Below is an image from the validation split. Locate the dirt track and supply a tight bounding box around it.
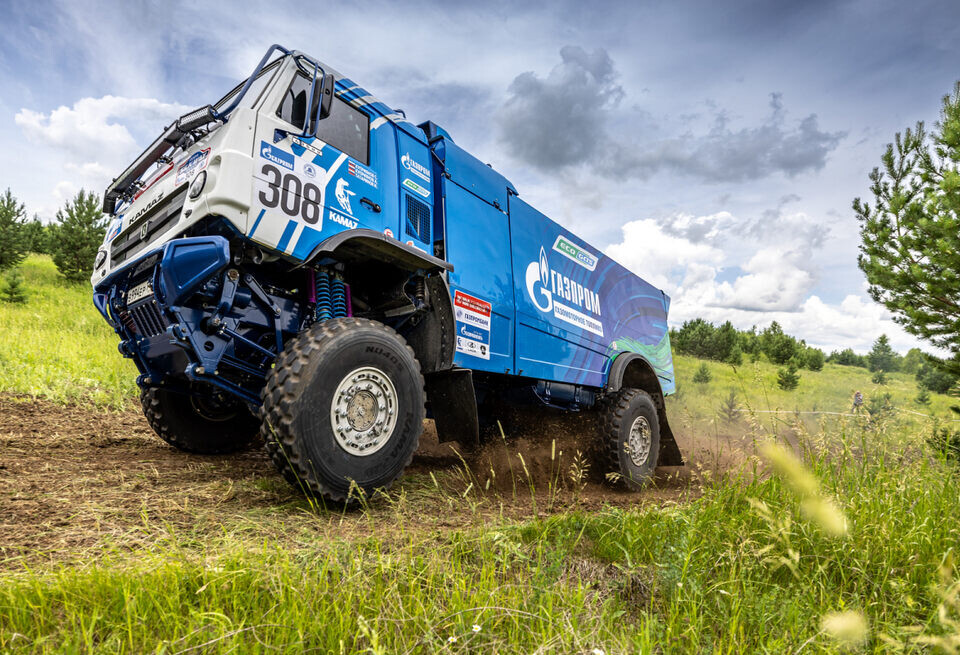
[0,395,743,569]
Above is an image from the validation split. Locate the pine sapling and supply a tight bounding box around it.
[0,268,27,304]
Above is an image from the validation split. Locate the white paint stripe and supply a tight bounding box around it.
[285,223,305,255]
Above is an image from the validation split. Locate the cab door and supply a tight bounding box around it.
[250,70,386,260]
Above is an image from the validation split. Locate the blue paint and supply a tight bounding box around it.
[248,209,266,238]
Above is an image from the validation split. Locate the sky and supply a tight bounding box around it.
[1,0,958,354]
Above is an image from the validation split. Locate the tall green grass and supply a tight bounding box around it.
[0,256,136,407]
[2,419,958,652]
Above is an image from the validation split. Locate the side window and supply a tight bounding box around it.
[277,76,370,164]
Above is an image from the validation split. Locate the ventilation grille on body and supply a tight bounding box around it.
[405,195,431,244]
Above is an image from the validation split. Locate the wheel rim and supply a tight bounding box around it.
[330,366,398,457]
[190,394,239,422]
[627,415,652,466]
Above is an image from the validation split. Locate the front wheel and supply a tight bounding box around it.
[140,387,260,454]
[260,317,425,503]
[599,388,660,489]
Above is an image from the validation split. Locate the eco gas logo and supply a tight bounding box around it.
[525,245,604,337]
[552,235,598,271]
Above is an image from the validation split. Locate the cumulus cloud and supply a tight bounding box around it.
[498,46,623,170]
[15,95,189,169]
[602,207,920,351]
[499,48,845,183]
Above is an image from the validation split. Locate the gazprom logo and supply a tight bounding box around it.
[526,246,553,313]
[259,141,294,171]
[539,246,549,287]
[401,153,430,182]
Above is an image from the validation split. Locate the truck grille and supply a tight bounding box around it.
[405,195,431,244]
[127,299,168,337]
[111,188,188,267]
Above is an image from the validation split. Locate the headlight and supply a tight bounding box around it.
[189,170,207,199]
[94,249,107,269]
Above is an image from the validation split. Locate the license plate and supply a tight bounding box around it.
[127,280,153,304]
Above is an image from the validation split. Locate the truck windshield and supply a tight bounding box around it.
[212,59,283,119]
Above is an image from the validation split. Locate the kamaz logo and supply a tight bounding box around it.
[130,190,165,223]
[401,153,430,182]
[139,224,148,240]
[259,141,294,170]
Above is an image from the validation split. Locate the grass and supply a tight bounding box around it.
[0,255,136,407]
[3,254,960,652]
[3,422,959,652]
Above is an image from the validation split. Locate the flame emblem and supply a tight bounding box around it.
[539,246,549,287]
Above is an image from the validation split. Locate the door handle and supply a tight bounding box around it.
[360,197,381,213]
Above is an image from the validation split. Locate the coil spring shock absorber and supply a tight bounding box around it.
[315,268,333,322]
[413,277,426,308]
[331,272,348,318]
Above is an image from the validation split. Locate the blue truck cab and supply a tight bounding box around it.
[92,45,681,502]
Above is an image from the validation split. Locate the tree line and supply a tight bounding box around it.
[671,318,957,393]
[0,188,106,300]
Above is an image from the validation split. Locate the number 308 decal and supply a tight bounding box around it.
[258,164,322,224]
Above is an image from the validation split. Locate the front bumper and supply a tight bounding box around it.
[93,235,298,405]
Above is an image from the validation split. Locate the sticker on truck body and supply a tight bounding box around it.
[453,290,491,360]
[176,148,211,185]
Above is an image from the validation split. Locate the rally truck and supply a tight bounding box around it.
[91,45,682,502]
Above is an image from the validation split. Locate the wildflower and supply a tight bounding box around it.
[821,610,869,646]
[592,649,606,655]
[472,624,481,633]
[448,636,458,644]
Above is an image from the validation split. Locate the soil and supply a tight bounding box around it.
[0,394,756,569]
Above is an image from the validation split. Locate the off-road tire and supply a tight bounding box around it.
[260,317,425,504]
[140,387,260,454]
[599,388,660,489]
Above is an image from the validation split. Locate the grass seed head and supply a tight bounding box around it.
[821,610,869,647]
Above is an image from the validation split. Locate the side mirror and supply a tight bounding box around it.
[308,73,335,133]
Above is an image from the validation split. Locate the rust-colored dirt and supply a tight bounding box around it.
[0,395,744,569]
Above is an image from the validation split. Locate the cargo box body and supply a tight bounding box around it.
[433,135,675,395]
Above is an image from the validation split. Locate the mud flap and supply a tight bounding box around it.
[657,415,684,466]
[425,368,479,448]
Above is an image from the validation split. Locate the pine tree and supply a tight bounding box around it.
[760,321,800,365]
[915,388,932,406]
[804,347,825,371]
[22,216,51,254]
[0,269,27,303]
[856,81,960,376]
[867,334,899,372]
[0,188,28,272]
[50,190,106,283]
[777,364,800,391]
[872,369,888,385]
[692,363,712,384]
[718,389,739,422]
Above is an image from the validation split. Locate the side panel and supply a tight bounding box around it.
[247,82,398,260]
[395,131,434,252]
[509,196,674,392]
[443,181,515,375]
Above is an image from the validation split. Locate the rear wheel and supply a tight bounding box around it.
[599,388,660,489]
[140,387,260,454]
[260,317,424,503]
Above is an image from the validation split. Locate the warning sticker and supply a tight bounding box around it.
[454,290,491,360]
